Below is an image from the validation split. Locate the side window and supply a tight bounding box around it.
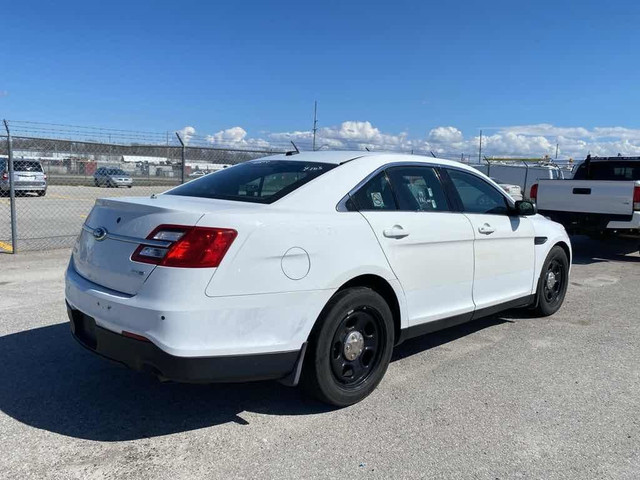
[447,169,509,215]
[350,171,397,211]
[386,166,450,212]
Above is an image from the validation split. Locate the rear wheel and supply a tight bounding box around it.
[300,287,394,406]
[37,190,46,197]
[532,246,569,316]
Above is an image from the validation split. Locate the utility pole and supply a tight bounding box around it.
[555,142,559,160]
[478,130,483,164]
[312,101,318,151]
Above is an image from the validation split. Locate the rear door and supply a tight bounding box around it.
[355,166,475,325]
[444,168,535,310]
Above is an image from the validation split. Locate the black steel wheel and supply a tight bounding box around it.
[533,245,569,316]
[301,287,394,406]
[329,306,385,387]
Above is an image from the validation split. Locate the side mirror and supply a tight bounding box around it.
[514,200,537,216]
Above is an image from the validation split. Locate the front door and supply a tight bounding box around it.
[444,168,535,310]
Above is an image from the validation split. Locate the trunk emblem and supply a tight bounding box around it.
[93,227,108,241]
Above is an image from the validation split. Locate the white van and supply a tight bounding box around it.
[469,162,565,200]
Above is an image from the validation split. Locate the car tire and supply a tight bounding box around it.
[300,287,394,407]
[94,179,99,187]
[532,246,569,317]
[37,190,46,197]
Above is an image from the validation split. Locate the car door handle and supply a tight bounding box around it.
[383,225,410,239]
[478,223,495,235]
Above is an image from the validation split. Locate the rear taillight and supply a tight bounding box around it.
[633,185,640,211]
[530,183,538,201]
[1,172,7,181]
[44,174,47,180]
[132,225,237,268]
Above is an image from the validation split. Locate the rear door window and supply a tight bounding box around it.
[166,160,336,204]
[350,171,397,211]
[386,166,450,211]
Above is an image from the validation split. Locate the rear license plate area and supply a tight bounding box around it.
[68,307,98,349]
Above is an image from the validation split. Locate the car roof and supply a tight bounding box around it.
[252,150,378,165]
[250,150,474,169]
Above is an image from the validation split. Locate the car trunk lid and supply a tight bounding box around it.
[72,196,209,295]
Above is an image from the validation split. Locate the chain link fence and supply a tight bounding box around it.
[1,120,581,254]
[1,121,284,252]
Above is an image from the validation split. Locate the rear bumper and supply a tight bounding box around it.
[540,210,639,235]
[67,302,301,383]
[0,181,47,191]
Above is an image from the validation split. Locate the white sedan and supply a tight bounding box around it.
[65,151,571,406]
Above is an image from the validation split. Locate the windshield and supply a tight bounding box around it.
[573,161,640,181]
[166,160,337,204]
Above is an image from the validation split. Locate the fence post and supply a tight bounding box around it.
[3,120,17,253]
[175,132,185,184]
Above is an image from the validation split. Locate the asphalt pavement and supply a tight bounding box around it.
[0,236,638,479]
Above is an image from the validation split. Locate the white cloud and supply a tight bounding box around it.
[428,126,463,144]
[176,126,196,144]
[178,121,640,160]
[206,126,248,144]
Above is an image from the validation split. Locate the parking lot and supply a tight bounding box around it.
[0,185,166,252]
[0,237,638,479]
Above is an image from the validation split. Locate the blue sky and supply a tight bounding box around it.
[2,0,640,157]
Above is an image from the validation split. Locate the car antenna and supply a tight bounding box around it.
[365,147,371,152]
[430,151,437,158]
[285,141,300,156]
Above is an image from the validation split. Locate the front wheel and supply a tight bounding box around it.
[532,246,569,316]
[300,287,394,407]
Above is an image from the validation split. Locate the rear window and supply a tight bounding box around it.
[574,161,640,180]
[14,161,43,173]
[166,160,337,204]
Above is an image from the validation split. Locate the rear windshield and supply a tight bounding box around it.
[14,160,43,173]
[574,161,640,180]
[107,169,127,175]
[166,160,337,204]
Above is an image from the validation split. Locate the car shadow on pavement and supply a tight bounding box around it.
[391,315,512,362]
[0,316,509,441]
[570,235,640,265]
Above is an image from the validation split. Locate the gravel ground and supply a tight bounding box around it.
[0,236,638,479]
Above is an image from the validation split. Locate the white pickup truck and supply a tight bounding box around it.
[531,156,640,241]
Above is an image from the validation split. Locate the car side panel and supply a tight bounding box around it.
[203,209,401,297]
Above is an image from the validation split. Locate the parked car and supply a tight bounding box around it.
[93,167,133,188]
[532,155,640,242]
[66,152,571,406]
[0,158,47,196]
[189,170,208,178]
[490,177,523,201]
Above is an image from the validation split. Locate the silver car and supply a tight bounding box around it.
[93,167,133,188]
[0,159,47,196]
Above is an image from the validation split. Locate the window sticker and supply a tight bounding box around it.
[371,192,384,208]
